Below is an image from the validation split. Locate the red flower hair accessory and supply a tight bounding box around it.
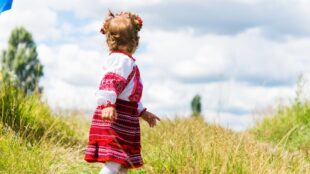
[117,12,143,31]
[100,11,143,34]
[135,15,143,30]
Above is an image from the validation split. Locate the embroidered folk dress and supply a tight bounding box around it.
[84,50,146,169]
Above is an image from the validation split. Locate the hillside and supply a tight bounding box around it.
[0,83,309,173]
[251,99,310,157]
[0,83,97,173]
[135,117,309,173]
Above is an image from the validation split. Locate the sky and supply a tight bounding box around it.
[0,0,310,131]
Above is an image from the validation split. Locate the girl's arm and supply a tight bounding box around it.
[141,111,161,127]
[96,55,134,119]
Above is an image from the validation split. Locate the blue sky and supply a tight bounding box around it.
[1,0,310,131]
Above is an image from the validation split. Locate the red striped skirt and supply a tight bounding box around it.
[84,99,143,169]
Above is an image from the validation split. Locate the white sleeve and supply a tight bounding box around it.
[95,54,134,107]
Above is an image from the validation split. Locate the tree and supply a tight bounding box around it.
[0,27,43,94]
[191,94,201,117]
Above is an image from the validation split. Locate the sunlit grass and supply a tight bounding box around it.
[251,99,310,157]
[0,82,80,145]
[0,82,309,174]
[0,121,100,174]
[129,117,309,174]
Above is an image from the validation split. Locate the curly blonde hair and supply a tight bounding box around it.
[100,11,143,54]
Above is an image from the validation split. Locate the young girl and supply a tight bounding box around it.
[84,11,160,174]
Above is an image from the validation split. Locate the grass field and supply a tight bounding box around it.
[0,83,309,174]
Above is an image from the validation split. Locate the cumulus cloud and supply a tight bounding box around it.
[123,0,310,37]
[0,0,60,42]
[1,0,310,131]
[37,43,106,111]
[135,27,309,131]
[140,28,310,86]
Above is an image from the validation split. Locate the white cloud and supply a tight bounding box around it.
[37,43,105,111]
[135,28,310,131]
[0,0,60,41]
[1,0,310,131]
[140,28,310,85]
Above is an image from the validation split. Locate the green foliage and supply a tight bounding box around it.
[0,83,96,173]
[251,100,310,153]
[191,94,201,117]
[0,27,43,94]
[0,82,98,173]
[251,75,310,156]
[0,82,80,145]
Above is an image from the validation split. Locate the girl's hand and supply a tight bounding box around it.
[141,111,160,127]
[101,107,118,120]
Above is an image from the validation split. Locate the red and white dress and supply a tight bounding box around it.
[84,50,146,169]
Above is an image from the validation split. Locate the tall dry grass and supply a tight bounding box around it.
[1,82,309,173]
[129,117,309,174]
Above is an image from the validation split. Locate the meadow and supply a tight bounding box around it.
[0,82,309,174]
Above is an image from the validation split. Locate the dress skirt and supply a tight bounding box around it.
[84,99,144,169]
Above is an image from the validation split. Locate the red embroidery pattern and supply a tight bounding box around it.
[126,68,135,85]
[99,72,127,96]
[129,66,143,102]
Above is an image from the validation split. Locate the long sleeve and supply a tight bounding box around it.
[95,54,134,108]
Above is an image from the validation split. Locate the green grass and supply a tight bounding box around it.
[0,82,309,173]
[251,99,310,154]
[1,115,309,174]
[0,82,98,173]
[0,123,51,173]
[0,121,100,174]
[130,117,309,174]
[0,83,80,145]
